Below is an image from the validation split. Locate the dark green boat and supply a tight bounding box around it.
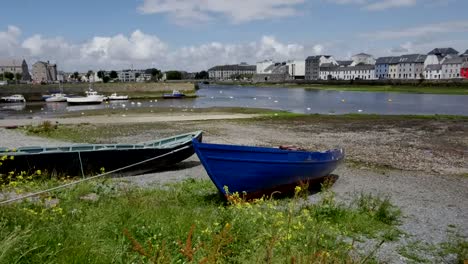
[0,131,202,177]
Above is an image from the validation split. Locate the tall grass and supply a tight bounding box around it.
[0,178,402,263]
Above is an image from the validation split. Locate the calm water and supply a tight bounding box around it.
[1,84,467,118]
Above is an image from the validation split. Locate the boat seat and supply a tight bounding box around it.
[16,146,45,153]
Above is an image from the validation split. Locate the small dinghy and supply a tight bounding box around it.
[192,139,344,197]
[0,131,203,177]
[163,90,185,99]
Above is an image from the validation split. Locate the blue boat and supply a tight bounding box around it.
[163,90,185,99]
[192,139,344,197]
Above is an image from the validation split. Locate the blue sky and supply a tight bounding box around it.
[1,0,467,71]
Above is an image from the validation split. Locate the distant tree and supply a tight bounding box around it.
[0,73,3,80]
[102,76,110,83]
[97,70,105,79]
[166,71,182,80]
[109,70,118,79]
[4,72,14,80]
[86,70,93,78]
[195,71,209,79]
[135,72,141,78]
[72,72,80,80]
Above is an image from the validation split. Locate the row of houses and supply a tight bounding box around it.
[207,48,468,81]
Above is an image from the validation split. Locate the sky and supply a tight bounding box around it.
[1,0,467,72]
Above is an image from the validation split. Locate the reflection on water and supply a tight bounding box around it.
[1,84,467,118]
[1,103,26,111]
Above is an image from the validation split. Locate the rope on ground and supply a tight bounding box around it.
[0,145,190,206]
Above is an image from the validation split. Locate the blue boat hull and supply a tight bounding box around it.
[192,139,344,196]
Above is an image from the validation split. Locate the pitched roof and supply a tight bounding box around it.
[398,54,427,63]
[0,59,24,67]
[208,64,256,71]
[353,53,372,57]
[462,49,468,56]
[425,64,442,71]
[442,56,464,64]
[306,55,332,61]
[375,56,400,64]
[428,48,459,56]
[320,64,374,72]
[337,60,353,66]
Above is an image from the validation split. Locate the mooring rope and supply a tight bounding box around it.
[0,145,190,205]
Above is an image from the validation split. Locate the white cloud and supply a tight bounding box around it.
[365,0,416,10]
[0,25,22,56]
[137,0,305,24]
[362,20,468,40]
[327,0,420,10]
[2,26,320,71]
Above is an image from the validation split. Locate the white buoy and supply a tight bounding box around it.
[40,108,44,111]
[253,97,257,100]
[219,91,223,94]
[274,100,278,103]
[121,104,126,108]
[307,107,311,111]
[154,99,158,102]
[229,96,234,99]
[81,112,84,115]
[210,96,214,99]
[341,99,345,103]
[131,102,135,105]
[122,114,126,117]
[358,109,363,112]
[388,99,392,102]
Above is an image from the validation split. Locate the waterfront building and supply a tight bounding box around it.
[441,56,465,79]
[395,54,426,79]
[117,70,151,82]
[319,64,375,80]
[286,60,305,79]
[461,61,468,79]
[424,64,442,80]
[0,58,31,81]
[375,56,399,79]
[305,55,338,80]
[32,61,57,83]
[208,63,256,80]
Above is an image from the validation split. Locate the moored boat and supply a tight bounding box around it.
[1,94,26,103]
[192,139,344,197]
[66,89,105,105]
[45,93,68,102]
[108,93,129,100]
[163,90,185,99]
[0,131,203,177]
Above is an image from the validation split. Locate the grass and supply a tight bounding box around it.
[213,83,468,95]
[0,176,403,263]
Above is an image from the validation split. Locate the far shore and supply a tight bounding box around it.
[210,82,468,95]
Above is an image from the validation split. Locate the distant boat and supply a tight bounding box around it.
[45,93,68,102]
[192,139,344,197]
[0,131,203,177]
[163,90,185,99]
[108,93,129,100]
[1,94,26,103]
[67,89,105,105]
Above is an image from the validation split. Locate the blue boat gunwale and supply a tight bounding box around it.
[1,131,203,156]
[195,141,343,154]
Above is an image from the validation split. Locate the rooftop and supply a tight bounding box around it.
[428,48,459,56]
[398,54,427,63]
[208,64,256,71]
[425,64,442,71]
[0,59,25,67]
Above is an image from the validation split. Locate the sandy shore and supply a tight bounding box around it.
[1,113,467,263]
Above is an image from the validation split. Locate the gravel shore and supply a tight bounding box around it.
[1,114,467,263]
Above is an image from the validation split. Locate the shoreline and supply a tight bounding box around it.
[209,82,468,95]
